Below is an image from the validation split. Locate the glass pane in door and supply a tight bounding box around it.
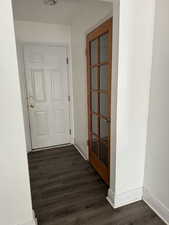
[92,114,98,135]
[100,33,109,63]
[91,67,98,90]
[91,39,98,65]
[92,92,98,113]
[100,118,109,143]
[100,93,109,117]
[100,65,108,91]
[99,118,109,166]
[92,135,99,155]
[99,142,108,166]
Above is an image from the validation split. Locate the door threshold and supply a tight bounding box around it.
[31,143,72,152]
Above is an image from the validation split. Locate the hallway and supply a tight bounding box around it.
[28,145,165,225]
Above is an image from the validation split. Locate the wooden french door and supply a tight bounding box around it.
[86,18,112,185]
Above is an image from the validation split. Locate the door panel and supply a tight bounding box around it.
[24,45,70,149]
[50,69,65,100]
[54,109,67,133]
[31,69,46,102]
[87,18,112,185]
[35,111,49,135]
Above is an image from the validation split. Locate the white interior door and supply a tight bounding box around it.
[24,44,70,149]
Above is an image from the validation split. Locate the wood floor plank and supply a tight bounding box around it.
[28,145,166,225]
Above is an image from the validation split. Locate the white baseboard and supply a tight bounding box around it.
[32,210,38,225]
[19,210,38,225]
[21,218,37,225]
[106,188,115,208]
[143,188,169,225]
[30,143,72,153]
[106,187,143,208]
[74,144,88,161]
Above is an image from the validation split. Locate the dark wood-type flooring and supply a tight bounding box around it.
[28,145,165,225]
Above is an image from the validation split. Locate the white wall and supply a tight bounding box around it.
[14,21,74,152]
[108,0,155,208]
[144,0,169,223]
[14,21,71,44]
[109,0,119,195]
[0,1,35,225]
[71,1,113,159]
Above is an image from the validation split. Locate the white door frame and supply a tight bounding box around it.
[17,42,74,152]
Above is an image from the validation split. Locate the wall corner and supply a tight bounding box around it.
[107,187,143,209]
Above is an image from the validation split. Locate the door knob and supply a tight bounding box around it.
[30,104,35,108]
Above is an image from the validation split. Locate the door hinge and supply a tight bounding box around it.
[69,129,72,135]
[68,96,71,102]
[66,57,69,64]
